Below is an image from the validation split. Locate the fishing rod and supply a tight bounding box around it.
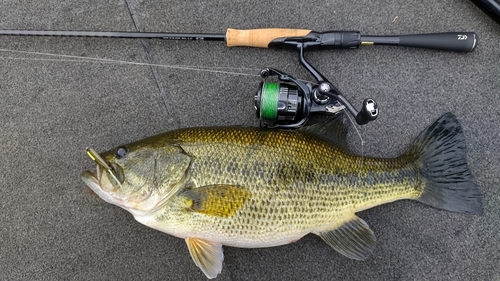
[0,28,478,128]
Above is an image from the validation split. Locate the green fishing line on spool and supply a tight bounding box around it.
[260,82,279,120]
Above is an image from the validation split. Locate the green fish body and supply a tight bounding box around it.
[82,113,482,279]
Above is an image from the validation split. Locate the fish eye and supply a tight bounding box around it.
[115,147,128,159]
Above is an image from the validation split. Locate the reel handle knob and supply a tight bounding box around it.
[355,98,379,125]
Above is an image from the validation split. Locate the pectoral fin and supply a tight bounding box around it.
[180,184,250,217]
[317,215,376,260]
[185,237,224,279]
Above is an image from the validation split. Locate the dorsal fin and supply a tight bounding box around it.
[299,112,351,151]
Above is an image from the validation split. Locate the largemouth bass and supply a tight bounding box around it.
[81,113,482,279]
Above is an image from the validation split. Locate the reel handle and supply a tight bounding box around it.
[357,98,379,125]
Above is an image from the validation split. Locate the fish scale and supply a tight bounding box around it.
[82,113,482,279]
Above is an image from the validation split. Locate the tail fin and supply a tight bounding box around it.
[405,113,482,215]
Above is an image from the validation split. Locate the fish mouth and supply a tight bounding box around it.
[81,170,124,206]
[81,148,125,206]
[85,148,124,189]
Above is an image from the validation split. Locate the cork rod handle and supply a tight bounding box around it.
[225,28,312,48]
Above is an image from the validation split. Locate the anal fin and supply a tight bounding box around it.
[185,237,224,279]
[316,215,376,260]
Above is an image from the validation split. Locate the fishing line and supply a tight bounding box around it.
[342,108,365,174]
[342,108,365,158]
[0,48,323,84]
[0,48,262,77]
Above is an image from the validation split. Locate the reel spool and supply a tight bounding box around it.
[256,82,302,122]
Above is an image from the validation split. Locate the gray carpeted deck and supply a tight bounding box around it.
[0,0,498,280]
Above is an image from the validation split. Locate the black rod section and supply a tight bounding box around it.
[0,29,226,41]
[470,0,500,25]
[360,32,477,52]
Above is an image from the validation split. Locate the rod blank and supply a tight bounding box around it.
[0,29,226,41]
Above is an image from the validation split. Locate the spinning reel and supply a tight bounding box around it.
[255,45,378,128]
